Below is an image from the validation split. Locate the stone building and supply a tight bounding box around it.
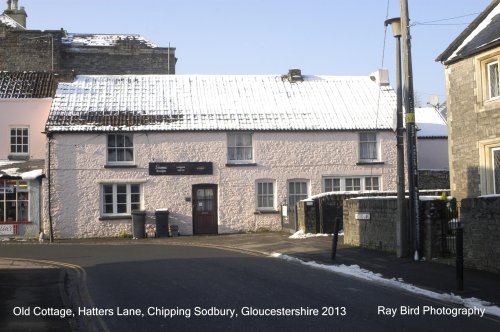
[44,70,398,238]
[436,0,500,200]
[0,1,176,75]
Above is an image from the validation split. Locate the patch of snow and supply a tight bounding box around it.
[21,169,43,180]
[415,107,448,137]
[289,230,333,239]
[478,194,500,198]
[0,160,22,167]
[271,253,500,318]
[0,168,20,176]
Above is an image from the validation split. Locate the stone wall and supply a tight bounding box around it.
[0,29,176,74]
[418,170,450,190]
[343,197,447,257]
[460,196,500,274]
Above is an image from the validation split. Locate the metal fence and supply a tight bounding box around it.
[441,199,461,257]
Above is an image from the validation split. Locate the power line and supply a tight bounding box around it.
[410,12,480,27]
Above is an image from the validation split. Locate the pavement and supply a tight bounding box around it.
[1,231,499,315]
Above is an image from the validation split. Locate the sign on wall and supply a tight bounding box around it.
[355,212,371,220]
[149,162,213,176]
[0,224,16,236]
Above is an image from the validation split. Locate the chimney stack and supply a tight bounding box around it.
[4,0,27,28]
[287,69,303,83]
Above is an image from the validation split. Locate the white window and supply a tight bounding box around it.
[487,61,500,100]
[102,184,142,216]
[256,180,276,211]
[227,133,253,163]
[107,134,134,165]
[359,132,379,161]
[323,176,381,192]
[365,177,380,191]
[493,148,500,194]
[288,180,309,207]
[0,180,29,222]
[10,127,29,156]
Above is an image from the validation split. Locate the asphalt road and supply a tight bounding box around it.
[1,243,499,332]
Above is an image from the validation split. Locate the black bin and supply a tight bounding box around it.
[155,209,170,237]
[131,210,146,239]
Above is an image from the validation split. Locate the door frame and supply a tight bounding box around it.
[192,183,218,234]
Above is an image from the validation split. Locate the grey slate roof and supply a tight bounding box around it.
[46,74,397,133]
[437,0,500,64]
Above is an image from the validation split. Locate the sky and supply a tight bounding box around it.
[16,0,494,105]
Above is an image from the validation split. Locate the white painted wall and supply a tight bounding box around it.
[46,131,398,238]
[0,98,52,160]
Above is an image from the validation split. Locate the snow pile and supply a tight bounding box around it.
[289,230,342,239]
[271,253,500,318]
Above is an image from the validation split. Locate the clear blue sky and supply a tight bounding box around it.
[19,0,493,104]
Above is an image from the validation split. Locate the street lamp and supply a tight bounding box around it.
[385,17,408,258]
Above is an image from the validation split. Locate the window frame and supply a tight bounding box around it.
[106,133,135,166]
[256,179,276,211]
[287,180,310,208]
[9,126,29,157]
[227,132,254,164]
[101,183,142,217]
[487,60,500,101]
[492,147,500,195]
[0,180,30,222]
[359,132,380,162]
[323,176,381,192]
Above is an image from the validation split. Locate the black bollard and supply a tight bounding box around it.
[456,226,464,291]
[331,217,340,260]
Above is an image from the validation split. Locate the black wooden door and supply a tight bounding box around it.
[192,184,218,234]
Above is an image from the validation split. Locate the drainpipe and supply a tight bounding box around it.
[47,133,54,243]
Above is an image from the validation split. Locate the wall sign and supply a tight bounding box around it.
[0,224,16,235]
[149,162,213,176]
[355,212,371,220]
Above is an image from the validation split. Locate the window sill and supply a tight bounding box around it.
[0,221,32,224]
[104,164,137,169]
[226,163,257,167]
[254,210,280,215]
[99,215,132,221]
[356,161,385,166]
[8,155,29,161]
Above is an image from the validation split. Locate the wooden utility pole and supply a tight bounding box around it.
[400,0,421,260]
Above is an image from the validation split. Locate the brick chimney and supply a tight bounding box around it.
[4,0,27,28]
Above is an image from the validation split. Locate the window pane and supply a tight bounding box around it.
[108,134,116,147]
[489,62,499,99]
[124,135,133,147]
[494,149,500,194]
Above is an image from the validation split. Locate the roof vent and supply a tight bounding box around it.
[287,69,303,83]
[370,69,390,86]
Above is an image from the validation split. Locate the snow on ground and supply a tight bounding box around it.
[271,253,500,318]
[289,230,343,239]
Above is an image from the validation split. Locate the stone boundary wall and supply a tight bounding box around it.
[343,197,447,258]
[418,170,450,190]
[460,197,500,274]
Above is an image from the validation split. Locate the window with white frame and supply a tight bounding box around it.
[102,183,141,216]
[256,180,276,211]
[10,127,29,156]
[288,180,309,207]
[227,133,253,163]
[487,61,500,100]
[0,180,29,222]
[107,134,134,164]
[323,176,381,192]
[359,132,379,161]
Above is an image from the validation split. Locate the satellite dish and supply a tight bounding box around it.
[427,95,439,107]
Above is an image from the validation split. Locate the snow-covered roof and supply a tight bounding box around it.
[0,160,44,180]
[61,33,158,48]
[46,74,397,132]
[415,107,448,138]
[437,1,500,64]
[0,13,25,29]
